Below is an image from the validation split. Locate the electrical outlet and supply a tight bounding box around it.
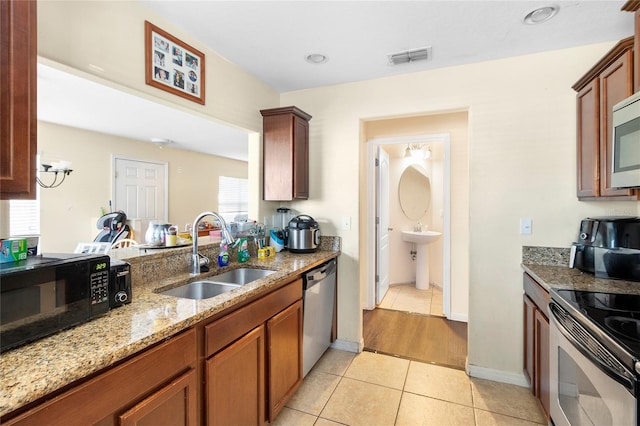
[341,216,351,231]
[520,218,532,235]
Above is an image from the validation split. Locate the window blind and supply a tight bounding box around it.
[10,198,40,236]
[218,176,248,223]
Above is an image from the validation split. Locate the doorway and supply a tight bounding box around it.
[113,157,168,241]
[364,134,452,316]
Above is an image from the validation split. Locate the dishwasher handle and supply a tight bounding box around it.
[304,259,336,288]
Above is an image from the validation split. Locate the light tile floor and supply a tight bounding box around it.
[379,283,444,316]
[275,349,546,426]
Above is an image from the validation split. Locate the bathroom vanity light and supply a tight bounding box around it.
[405,144,431,159]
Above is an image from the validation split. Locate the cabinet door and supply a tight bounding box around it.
[292,116,309,199]
[3,330,197,426]
[523,295,536,388]
[267,300,303,421]
[206,325,266,426]
[0,0,37,200]
[534,309,550,420]
[599,49,636,198]
[119,369,197,426]
[576,80,600,198]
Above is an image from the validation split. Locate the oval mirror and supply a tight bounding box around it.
[398,164,431,220]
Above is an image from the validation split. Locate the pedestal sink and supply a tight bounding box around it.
[401,230,442,290]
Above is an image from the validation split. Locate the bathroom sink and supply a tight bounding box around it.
[159,268,277,300]
[160,281,241,300]
[401,230,442,245]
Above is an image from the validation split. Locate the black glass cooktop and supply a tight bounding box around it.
[555,289,640,359]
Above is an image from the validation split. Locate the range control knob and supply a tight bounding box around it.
[635,361,640,375]
[114,291,128,304]
[579,232,589,240]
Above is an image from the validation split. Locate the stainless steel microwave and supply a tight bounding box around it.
[611,91,640,189]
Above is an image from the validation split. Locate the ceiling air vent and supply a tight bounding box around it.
[388,46,432,65]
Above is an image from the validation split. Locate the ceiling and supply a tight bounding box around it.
[38,1,634,161]
[141,1,634,92]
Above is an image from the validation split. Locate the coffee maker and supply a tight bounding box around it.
[570,216,640,281]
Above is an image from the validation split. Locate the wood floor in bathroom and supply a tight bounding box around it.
[362,308,467,370]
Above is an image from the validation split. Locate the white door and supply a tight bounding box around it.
[114,158,167,240]
[376,147,390,305]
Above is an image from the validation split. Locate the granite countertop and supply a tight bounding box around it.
[0,245,340,417]
[522,263,640,295]
[521,246,640,295]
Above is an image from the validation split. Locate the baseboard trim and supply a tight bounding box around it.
[466,364,529,387]
[449,312,468,323]
[331,338,363,353]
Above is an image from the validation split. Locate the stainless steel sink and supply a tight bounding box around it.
[159,268,276,300]
[210,268,276,285]
[160,281,241,299]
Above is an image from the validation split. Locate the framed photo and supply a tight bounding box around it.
[145,21,205,105]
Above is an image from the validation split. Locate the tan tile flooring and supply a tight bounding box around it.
[275,349,546,426]
[379,283,444,316]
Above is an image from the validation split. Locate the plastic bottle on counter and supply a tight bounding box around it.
[218,242,229,267]
[235,237,250,263]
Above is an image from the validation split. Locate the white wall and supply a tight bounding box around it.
[282,43,640,380]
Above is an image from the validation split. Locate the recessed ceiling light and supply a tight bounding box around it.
[305,53,328,64]
[523,6,558,25]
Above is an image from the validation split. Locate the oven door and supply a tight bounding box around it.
[549,303,637,426]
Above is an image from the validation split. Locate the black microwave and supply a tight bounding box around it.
[0,253,111,352]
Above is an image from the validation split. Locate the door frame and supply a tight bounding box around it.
[111,155,169,222]
[364,133,451,318]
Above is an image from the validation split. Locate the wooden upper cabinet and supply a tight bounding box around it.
[572,37,638,200]
[0,0,37,200]
[576,80,600,198]
[261,106,312,201]
[622,1,640,92]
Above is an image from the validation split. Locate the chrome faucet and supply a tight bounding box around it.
[414,222,423,232]
[191,211,236,275]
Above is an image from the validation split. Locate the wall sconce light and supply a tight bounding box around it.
[36,161,73,188]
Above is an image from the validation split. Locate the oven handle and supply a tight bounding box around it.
[549,302,635,392]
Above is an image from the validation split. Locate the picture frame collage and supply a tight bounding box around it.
[144,21,206,105]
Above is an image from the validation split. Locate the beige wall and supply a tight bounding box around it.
[37,122,248,253]
[282,43,640,381]
[36,0,280,231]
[37,1,278,134]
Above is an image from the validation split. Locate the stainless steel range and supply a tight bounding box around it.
[549,289,639,426]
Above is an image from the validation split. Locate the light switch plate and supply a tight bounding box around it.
[520,218,532,235]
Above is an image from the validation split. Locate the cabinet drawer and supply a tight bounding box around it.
[4,329,197,425]
[523,273,550,319]
[205,279,302,357]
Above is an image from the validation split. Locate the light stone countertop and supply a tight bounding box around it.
[522,264,640,295]
[0,242,341,418]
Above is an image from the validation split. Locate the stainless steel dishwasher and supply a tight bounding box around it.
[302,259,337,377]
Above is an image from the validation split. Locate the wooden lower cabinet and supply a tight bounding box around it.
[3,330,198,426]
[523,295,536,386]
[267,300,303,420]
[522,273,550,422]
[534,308,550,419]
[206,325,266,426]
[204,278,303,425]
